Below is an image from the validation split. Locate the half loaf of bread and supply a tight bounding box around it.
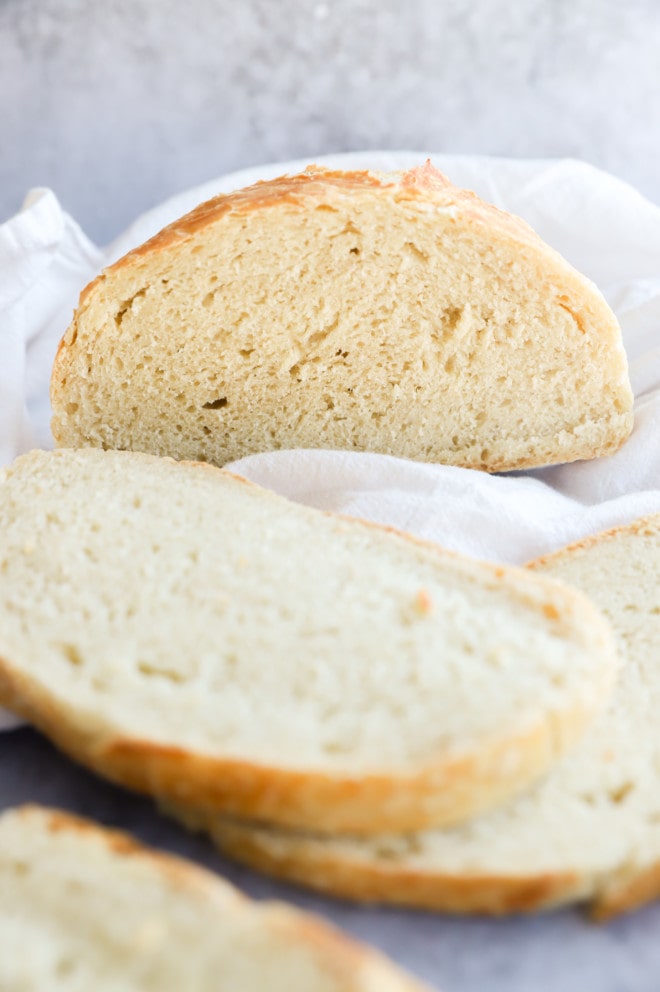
[0,448,616,835]
[166,516,660,920]
[0,805,431,990]
[51,163,633,471]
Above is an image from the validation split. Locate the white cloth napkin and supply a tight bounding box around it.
[1,151,660,732]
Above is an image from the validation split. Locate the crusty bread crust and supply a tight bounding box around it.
[0,805,432,991]
[526,514,660,571]
[0,678,604,833]
[166,760,658,919]
[50,163,633,471]
[0,448,617,836]
[166,804,588,916]
[591,861,660,922]
[52,162,623,321]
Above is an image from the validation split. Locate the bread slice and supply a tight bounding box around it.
[165,516,660,919]
[0,448,616,835]
[0,805,431,990]
[50,163,632,472]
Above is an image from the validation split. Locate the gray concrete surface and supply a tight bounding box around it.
[2,0,660,242]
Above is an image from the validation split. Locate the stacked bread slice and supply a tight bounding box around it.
[0,448,616,837]
[165,515,660,920]
[0,804,431,990]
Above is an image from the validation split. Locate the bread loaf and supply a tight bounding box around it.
[0,448,616,835]
[50,163,633,471]
[0,805,431,990]
[166,516,660,919]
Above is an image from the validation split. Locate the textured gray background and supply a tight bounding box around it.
[2,0,660,242]
[3,2,660,990]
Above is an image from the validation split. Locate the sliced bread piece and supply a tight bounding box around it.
[0,448,616,835]
[50,163,633,472]
[0,805,431,991]
[166,516,660,919]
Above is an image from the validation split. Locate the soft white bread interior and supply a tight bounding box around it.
[50,163,633,472]
[167,516,660,920]
[0,448,616,835]
[0,805,431,991]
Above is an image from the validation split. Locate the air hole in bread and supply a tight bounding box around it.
[203,398,228,410]
[322,740,353,755]
[373,842,400,860]
[114,289,147,329]
[404,241,429,262]
[60,643,84,668]
[55,958,75,978]
[443,307,463,333]
[609,783,634,804]
[137,661,188,684]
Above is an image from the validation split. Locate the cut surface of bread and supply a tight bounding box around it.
[0,448,616,835]
[0,805,431,991]
[51,163,633,472]
[166,516,660,919]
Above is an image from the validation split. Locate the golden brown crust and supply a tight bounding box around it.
[527,514,660,571]
[99,690,600,833]
[15,804,239,900]
[175,805,660,919]
[0,639,609,837]
[4,805,431,991]
[73,160,588,293]
[591,861,660,921]
[179,812,588,916]
[54,159,573,322]
[58,167,394,329]
[73,160,543,304]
